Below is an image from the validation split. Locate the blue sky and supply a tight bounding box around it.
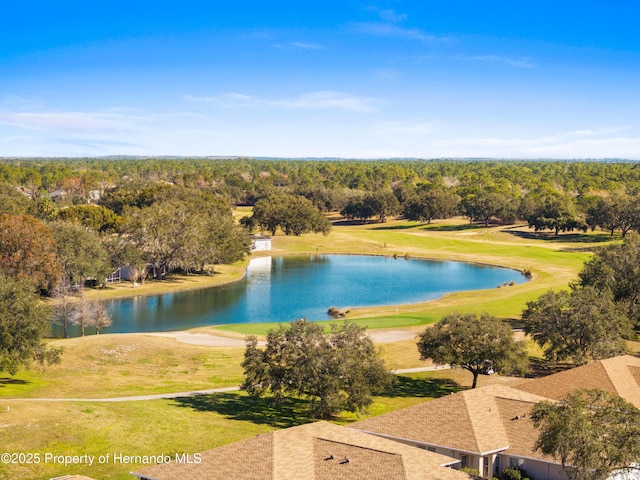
[1,1,639,158]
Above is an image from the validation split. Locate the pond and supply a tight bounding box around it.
[53,255,528,336]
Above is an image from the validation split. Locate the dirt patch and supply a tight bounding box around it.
[144,332,250,347]
[368,329,417,343]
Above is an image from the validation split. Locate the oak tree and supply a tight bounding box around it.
[0,214,61,291]
[242,319,393,419]
[0,273,61,374]
[532,389,640,480]
[417,312,527,388]
[522,287,633,364]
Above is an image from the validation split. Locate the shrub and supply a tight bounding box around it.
[500,466,534,480]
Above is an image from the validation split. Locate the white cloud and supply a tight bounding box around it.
[379,9,408,23]
[184,91,379,112]
[265,91,377,112]
[375,120,435,135]
[350,22,449,43]
[468,55,536,69]
[430,129,640,159]
[290,41,323,50]
[0,111,143,133]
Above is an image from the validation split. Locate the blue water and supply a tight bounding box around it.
[53,255,527,336]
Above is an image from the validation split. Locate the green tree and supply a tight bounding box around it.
[461,191,515,227]
[50,221,111,285]
[364,190,402,222]
[98,181,172,215]
[0,214,61,291]
[523,288,633,364]
[404,188,460,224]
[102,236,147,284]
[0,184,36,215]
[416,312,527,388]
[241,319,393,419]
[526,194,586,235]
[56,204,122,233]
[124,193,250,275]
[532,389,640,480]
[0,273,61,374]
[340,190,402,223]
[251,194,331,236]
[585,193,640,237]
[578,234,640,328]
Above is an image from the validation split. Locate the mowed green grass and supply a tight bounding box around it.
[0,335,246,399]
[0,368,525,480]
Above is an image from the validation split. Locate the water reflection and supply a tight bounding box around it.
[52,255,527,337]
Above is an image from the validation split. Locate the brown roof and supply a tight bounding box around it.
[352,385,549,457]
[516,355,640,408]
[132,421,472,480]
[493,397,553,461]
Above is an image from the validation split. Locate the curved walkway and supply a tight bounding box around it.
[9,365,450,403]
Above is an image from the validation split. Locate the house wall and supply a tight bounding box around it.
[497,454,565,480]
[252,239,271,251]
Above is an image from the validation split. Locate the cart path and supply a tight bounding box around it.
[5,366,449,403]
[142,328,416,347]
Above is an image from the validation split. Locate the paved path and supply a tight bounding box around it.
[11,386,241,403]
[7,366,449,403]
[144,332,249,347]
[143,329,415,346]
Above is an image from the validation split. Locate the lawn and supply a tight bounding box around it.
[0,368,524,480]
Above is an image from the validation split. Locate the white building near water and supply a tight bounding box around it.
[251,235,272,251]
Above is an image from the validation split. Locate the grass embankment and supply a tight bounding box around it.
[80,261,249,302]
[0,219,613,479]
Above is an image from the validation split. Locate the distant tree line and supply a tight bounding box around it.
[4,158,640,235]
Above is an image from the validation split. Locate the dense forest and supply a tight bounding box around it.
[2,157,640,236]
[3,157,640,294]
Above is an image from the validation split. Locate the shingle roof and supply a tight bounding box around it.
[132,421,472,480]
[493,397,553,461]
[352,385,549,456]
[515,355,640,408]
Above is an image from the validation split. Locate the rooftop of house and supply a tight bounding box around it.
[132,421,471,480]
[515,355,640,408]
[351,384,553,460]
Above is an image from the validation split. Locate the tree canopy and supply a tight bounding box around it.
[0,273,61,375]
[522,288,633,364]
[526,194,586,235]
[404,188,460,224]
[50,221,111,285]
[532,389,640,480]
[416,312,527,388]
[241,319,393,419]
[250,193,331,236]
[461,190,516,227]
[0,214,60,291]
[124,190,250,275]
[578,234,640,329]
